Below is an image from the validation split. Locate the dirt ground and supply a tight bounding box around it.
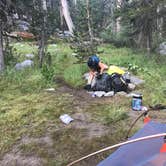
[0,82,165,166]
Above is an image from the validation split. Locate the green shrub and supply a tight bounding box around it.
[41,65,55,83]
[4,45,17,66]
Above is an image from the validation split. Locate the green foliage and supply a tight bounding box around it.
[64,64,87,88]
[4,45,17,66]
[11,42,37,63]
[41,65,55,83]
[70,35,99,63]
[1,67,49,93]
[128,63,143,74]
[115,0,166,49]
[71,42,98,63]
[100,22,135,47]
[71,0,114,37]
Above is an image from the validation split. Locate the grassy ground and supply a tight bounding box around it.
[0,42,165,165]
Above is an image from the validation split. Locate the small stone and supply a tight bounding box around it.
[159,50,166,56]
[15,60,34,70]
[128,83,136,91]
[116,91,127,96]
[159,42,166,50]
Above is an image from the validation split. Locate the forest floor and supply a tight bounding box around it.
[0,42,165,166]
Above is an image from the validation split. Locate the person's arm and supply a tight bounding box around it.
[99,62,108,74]
[88,70,96,85]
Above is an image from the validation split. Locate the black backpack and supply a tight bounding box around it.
[92,73,113,92]
[110,73,128,93]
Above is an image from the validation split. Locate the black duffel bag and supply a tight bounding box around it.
[92,73,113,92]
[110,73,128,93]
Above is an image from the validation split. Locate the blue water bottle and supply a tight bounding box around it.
[132,93,142,111]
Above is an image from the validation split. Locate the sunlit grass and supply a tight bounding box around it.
[63,64,88,88]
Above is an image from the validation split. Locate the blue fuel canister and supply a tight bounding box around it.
[132,93,142,111]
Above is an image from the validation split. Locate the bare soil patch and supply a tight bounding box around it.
[1,79,165,166]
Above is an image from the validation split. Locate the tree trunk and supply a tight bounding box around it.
[60,4,64,31]
[0,27,4,71]
[146,36,151,56]
[162,15,166,38]
[115,0,122,33]
[38,30,45,67]
[73,0,77,6]
[38,0,47,67]
[86,0,93,43]
[60,0,74,34]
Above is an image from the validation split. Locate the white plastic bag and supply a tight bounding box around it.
[59,114,74,124]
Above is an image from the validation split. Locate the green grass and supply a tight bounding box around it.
[87,97,129,125]
[64,64,88,88]
[0,89,73,156]
[0,41,165,165]
[98,44,166,105]
[11,42,38,62]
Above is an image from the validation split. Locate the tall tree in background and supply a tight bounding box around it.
[86,0,93,43]
[118,0,166,51]
[38,0,47,67]
[0,25,4,71]
[60,0,74,34]
[0,0,15,71]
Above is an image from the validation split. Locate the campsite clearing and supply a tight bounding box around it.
[0,42,165,166]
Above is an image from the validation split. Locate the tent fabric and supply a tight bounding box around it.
[97,122,166,166]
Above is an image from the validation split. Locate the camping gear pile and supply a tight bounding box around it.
[92,72,129,93]
[84,55,145,95]
[84,67,140,96]
[84,55,140,94]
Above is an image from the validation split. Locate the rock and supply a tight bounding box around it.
[15,60,34,70]
[15,63,23,70]
[159,42,166,50]
[25,54,34,58]
[130,75,145,85]
[158,42,166,56]
[159,50,166,56]
[21,60,33,67]
[128,83,136,91]
[116,91,127,96]
[17,20,30,31]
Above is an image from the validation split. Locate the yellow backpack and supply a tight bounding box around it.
[107,65,125,75]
